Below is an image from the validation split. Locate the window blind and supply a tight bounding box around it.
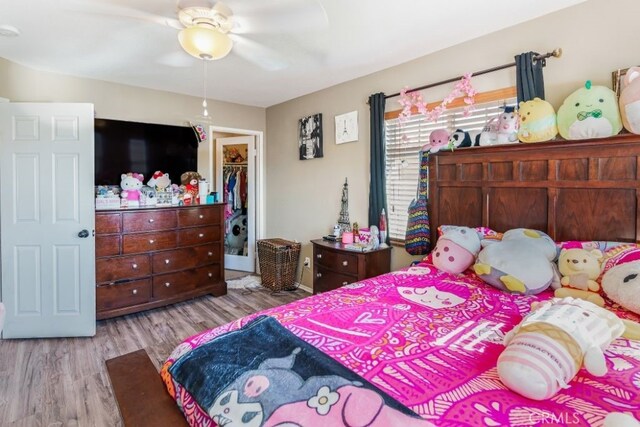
[385,97,516,242]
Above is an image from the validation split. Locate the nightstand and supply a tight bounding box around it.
[311,239,391,294]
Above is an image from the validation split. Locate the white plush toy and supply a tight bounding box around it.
[0,302,5,335]
[498,298,630,400]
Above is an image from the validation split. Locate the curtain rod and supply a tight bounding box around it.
[383,48,562,100]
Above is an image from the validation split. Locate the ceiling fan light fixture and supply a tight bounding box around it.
[178,26,232,60]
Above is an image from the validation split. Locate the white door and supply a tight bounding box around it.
[0,103,95,338]
[216,136,256,272]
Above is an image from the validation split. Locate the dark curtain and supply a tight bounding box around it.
[515,52,545,103]
[368,92,388,242]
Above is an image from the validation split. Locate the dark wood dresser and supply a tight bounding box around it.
[95,204,226,319]
[311,239,391,294]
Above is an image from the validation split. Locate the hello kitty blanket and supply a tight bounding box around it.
[162,263,640,427]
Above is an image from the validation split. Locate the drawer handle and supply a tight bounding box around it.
[132,263,138,269]
[199,214,204,219]
[199,233,204,238]
[208,251,213,256]
[342,281,348,286]
[342,260,348,266]
[149,239,155,244]
[316,254,322,259]
[165,282,171,287]
[208,272,213,278]
[316,273,322,278]
[132,289,138,295]
[164,259,170,264]
[148,218,154,223]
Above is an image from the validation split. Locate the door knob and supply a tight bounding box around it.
[78,229,89,238]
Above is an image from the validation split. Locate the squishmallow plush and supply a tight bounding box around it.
[477,106,519,146]
[423,129,450,153]
[518,97,558,142]
[555,248,605,306]
[601,261,640,316]
[448,129,475,149]
[497,297,629,400]
[620,67,640,134]
[557,80,622,140]
[432,226,481,274]
[473,228,558,295]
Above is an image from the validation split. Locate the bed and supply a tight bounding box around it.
[160,134,640,427]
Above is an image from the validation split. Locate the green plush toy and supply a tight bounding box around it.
[557,80,623,140]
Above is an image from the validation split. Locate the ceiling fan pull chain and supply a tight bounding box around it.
[202,59,208,117]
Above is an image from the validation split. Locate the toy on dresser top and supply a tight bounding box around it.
[180,171,202,205]
[147,171,172,207]
[620,67,640,134]
[120,172,144,208]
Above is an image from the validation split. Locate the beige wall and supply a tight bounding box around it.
[0,58,266,183]
[266,0,638,289]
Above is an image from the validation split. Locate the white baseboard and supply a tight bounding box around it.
[295,282,312,294]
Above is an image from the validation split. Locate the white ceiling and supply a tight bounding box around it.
[0,0,585,107]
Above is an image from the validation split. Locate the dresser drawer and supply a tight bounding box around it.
[122,231,177,254]
[177,207,221,228]
[96,213,121,234]
[314,266,355,294]
[123,210,176,232]
[96,235,120,258]
[315,247,358,275]
[152,244,220,274]
[97,279,151,311]
[178,226,221,246]
[152,264,222,298]
[96,254,151,283]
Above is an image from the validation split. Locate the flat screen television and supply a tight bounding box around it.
[94,118,199,185]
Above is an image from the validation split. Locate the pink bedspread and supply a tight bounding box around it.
[162,263,640,426]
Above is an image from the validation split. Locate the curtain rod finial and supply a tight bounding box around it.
[553,48,562,58]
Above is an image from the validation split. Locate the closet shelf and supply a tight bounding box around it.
[223,162,248,166]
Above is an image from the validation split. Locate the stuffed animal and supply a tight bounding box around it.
[181,171,201,203]
[557,80,623,140]
[448,129,475,149]
[602,261,640,316]
[477,106,519,146]
[432,226,481,274]
[620,67,640,134]
[120,172,144,204]
[497,297,631,401]
[518,97,558,142]
[147,171,171,192]
[555,248,605,306]
[423,129,450,153]
[473,228,558,295]
[604,413,640,427]
[225,213,248,254]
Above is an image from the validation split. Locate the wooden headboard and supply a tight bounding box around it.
[428,134,640,244]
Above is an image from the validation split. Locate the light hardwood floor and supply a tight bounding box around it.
[0,287,309,427]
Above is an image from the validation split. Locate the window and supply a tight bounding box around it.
[385,91,517,242]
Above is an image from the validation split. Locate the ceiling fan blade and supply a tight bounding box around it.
[230,0,328,34]
[64,0,180,29]
[229,34,289,71]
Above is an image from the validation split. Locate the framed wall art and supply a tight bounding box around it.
[335,110,358,144]
[299,113,323,160]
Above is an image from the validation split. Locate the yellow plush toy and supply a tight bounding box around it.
[518,97,558,143]
[555,248,605,306]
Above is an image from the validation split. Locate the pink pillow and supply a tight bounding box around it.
[601,244,640,276]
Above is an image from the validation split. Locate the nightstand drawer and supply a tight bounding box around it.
[314,266,355,294]
[315,247,358,275]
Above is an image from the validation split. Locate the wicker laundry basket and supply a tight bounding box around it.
[257,238,301,292]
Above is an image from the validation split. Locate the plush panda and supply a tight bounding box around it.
[448,128,474,148]
[225,214,248,255]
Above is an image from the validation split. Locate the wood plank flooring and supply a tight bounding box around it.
[0,287,308,426]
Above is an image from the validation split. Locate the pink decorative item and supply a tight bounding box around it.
[120,172,144,201]
[342,232,354,244]
[620,67,640,134]
[432,226,481,274]
[423,129,451,154]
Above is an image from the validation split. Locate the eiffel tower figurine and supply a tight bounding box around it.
[337,178,351,233]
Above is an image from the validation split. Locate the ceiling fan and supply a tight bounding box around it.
[68,0,328,71]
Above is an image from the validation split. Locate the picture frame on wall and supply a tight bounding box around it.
[299,113,323,160]
[335,110,358,144]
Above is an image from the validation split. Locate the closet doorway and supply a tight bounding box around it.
[213,129,262,272]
